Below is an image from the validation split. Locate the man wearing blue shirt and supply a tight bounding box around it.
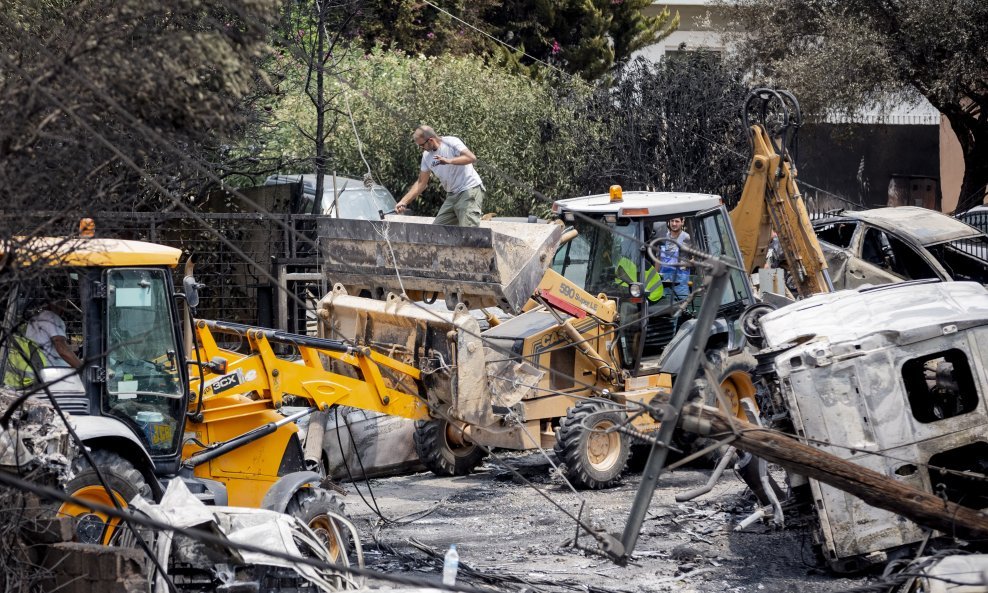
[657,218,691,299]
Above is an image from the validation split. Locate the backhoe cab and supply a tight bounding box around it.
[1,235,349,562]
[550,187,755,376]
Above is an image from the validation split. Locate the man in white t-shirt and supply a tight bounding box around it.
[24,300,82,369]
[395,125,486,226]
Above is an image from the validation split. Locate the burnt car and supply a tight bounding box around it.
[752,281,988,571]
[812,206,988,289]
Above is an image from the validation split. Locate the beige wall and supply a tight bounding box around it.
[940,115,965,213]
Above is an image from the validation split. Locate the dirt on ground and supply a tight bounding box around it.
[344,451,876,593]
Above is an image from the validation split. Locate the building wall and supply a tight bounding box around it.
[940,115,965,213]
[797,123,940,209]
[638,1,726,59]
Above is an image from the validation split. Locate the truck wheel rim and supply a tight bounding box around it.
[308,515,343,561]
[444,422,474,457]
[58,485,126,545]
[720,372,757,420]
[587,419,620,470]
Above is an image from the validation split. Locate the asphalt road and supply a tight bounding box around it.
[343,451,875,593]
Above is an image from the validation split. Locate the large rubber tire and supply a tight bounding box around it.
[285,488,351,563]
[705,350,759,420]
[58,449,152,545]
[687,350,759,463]
[413,418,486,476]
[553,400,630,490]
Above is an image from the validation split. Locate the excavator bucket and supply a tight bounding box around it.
[317,286,543,427]
[317,216,562,315]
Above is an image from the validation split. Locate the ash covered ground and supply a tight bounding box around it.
[346,452,874,593]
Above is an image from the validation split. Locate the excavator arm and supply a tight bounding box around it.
[189,319,430,422]
[729,89,832,298]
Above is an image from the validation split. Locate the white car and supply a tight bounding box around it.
[265,173,398,220]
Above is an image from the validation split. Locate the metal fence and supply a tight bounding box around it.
[17,211,326,335]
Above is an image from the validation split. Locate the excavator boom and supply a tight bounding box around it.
[729,88,832,297]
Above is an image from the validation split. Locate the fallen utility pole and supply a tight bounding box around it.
[680,402,988,539]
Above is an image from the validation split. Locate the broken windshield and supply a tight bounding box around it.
[927,237,988,283]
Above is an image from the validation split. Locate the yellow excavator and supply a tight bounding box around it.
[306,89,832,489]
[730,88,832,297]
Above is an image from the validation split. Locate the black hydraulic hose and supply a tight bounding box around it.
[200,319,352,354]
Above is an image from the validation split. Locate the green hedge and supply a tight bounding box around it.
[257,47,602,217]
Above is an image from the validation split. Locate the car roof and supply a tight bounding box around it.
[554,191,722,217]
[824,206,982,244]
[759,281,988,349]
[264,174,385,194]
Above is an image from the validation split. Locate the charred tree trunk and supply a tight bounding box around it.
[312,2,326,215]
[681,403,988,539]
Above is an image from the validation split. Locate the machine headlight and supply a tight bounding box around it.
[629,282,643,298]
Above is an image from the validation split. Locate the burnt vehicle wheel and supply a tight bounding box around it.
[554,400,630,490]
[414,418,486,476]
[286,488,350,562]
[58,450,152,545]
[707,351,759,421]
[684,350,759,462]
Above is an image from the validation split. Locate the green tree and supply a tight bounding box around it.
[724,0,988,212]
[346,0,677,81]
[484,0,680,80]
[252,48,603,217]
[349,0,497,56]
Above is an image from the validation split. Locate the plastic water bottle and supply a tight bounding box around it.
[442,544,459,586]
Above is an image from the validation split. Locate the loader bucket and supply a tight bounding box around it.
[317,216,562,315]
[317,286,543,427]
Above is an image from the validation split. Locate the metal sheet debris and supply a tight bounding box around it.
[132,479,359,592]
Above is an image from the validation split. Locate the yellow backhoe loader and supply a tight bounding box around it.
[308,88,832,488]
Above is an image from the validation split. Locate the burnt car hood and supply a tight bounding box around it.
[758,281,988,348]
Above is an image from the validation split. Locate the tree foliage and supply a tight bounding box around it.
[0,0,279,222]
[724,0,988,211]
[253,48,752,217]
[484,0,679,80]
[349,0,496,57]
[348,0,677,81]
[252,47,602,217]
[579,52,750,200]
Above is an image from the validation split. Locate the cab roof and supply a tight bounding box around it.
[553,191,722,217]
[9,237,182,267]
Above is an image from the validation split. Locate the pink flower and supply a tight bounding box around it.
[551,40,561,55]
[427,31,435,39]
